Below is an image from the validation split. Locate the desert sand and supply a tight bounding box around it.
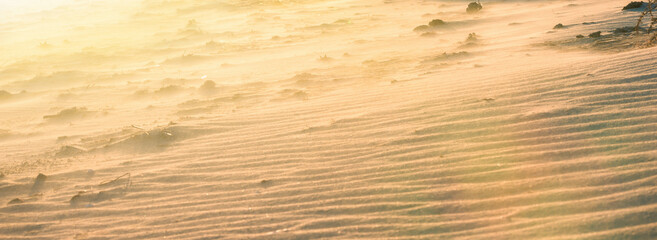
[1,0,657,239]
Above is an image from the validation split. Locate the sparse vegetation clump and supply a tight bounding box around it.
[466,1,483,14]
[614,26,641,33]
[426,51,470,62]
[319,54,332,61]
[460,33,480,47]
[185,19,200,31]
[466,33,478,42]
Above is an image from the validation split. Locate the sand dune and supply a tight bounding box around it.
[1,0,657,239]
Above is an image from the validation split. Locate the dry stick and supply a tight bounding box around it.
[637,2,649,30]
[131,125,150,135]
[649,1,657,45]
[99,173,131,188]
[651,1,657,43]
[71,173,132,206]
[649,1,656,33]
[635,0,657,46]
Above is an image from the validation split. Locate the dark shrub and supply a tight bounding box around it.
[467,2,483,13]
[413,25,431,32]
[429,19,446,27]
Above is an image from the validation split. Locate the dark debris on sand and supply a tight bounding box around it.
[7,198,23,205]
[589,31,602,38]
[542,25,651,52]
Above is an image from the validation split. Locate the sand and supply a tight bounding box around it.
[1,0,657,239]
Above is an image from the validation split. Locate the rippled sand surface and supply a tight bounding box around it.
[2,0,657,239]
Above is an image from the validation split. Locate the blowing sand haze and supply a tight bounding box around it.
[2,0,657,239]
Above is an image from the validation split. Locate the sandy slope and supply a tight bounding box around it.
[1,0,657,239]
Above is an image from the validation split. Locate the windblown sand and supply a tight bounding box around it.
[1,0,657,239]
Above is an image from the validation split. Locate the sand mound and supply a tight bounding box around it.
[3,71,88,92]
[0,129,11,141]
[0,90,12,101]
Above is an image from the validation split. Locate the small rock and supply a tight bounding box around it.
[588,31,602,38]
[70,191,90,207]
[553,23,565,29]
[8,198,23,205]
[30,173,47,194]
[576,34,585,38]
[86,169,95,179]
[199,80,217,94]
[622,1,644,10]
[260,179,272,185]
